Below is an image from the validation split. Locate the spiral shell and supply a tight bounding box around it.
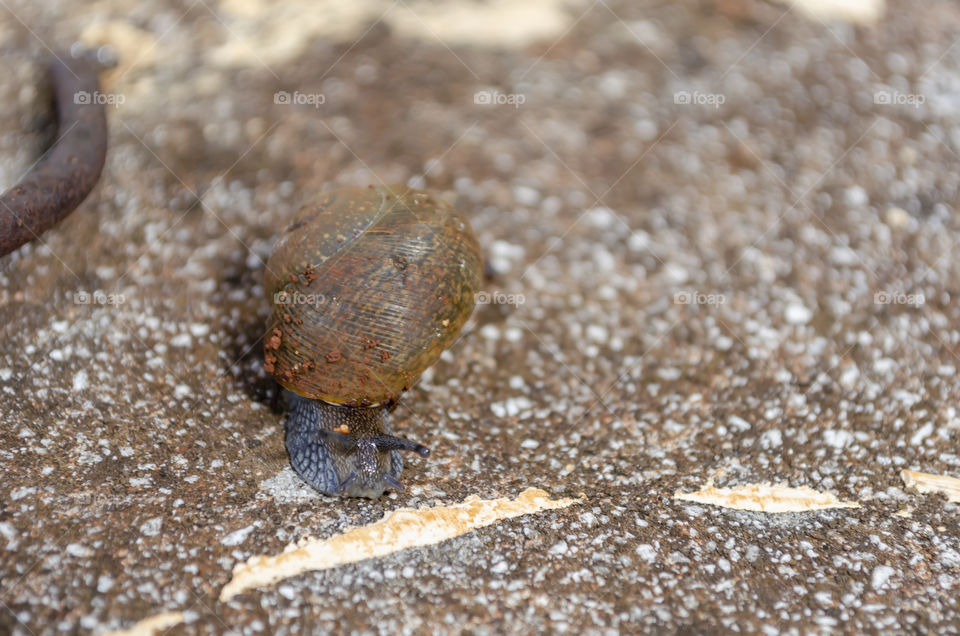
[264,185,483,406]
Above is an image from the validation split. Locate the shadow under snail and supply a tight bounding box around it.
[264,185,483,498]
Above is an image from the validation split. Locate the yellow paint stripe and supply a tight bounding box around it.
[771,0,885,25]
[901,469,960,503]
[104,611,185,636]
[220,487,579,601]
[675,482,859,513]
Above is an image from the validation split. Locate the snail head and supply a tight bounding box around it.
[316,428,430,498]
[284,394,430,498]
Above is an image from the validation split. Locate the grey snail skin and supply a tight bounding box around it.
[263,185,483,498]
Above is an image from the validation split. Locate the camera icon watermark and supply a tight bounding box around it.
[674,291,726,306]
[274,91,326,108]
[673,90,725,108]
[874,90,924,108]
[475,291,525,306]
[60,492,125,510]
[274,290,326,307]
[74,290,126,306]
[874,291,924,306]
[74,90,125,107]
[474,90,526,108]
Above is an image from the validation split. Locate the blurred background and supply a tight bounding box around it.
[2,0,960,633]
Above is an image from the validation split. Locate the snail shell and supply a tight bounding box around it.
[264,185,483,407]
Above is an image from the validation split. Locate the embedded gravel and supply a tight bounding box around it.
[1,0,960,633]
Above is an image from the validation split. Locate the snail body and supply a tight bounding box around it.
[264,185,482,498]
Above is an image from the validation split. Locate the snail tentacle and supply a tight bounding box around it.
[313,428,356,451]
[335,471,358,495]
[316,429,429,458]
[382,473,405,492]
[368,435,430,457]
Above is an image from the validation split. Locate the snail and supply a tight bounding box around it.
[264,185,483,498]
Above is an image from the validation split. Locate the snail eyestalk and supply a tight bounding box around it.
[368,435,431,457]
[317,429,430,458]
[285,393,427,498]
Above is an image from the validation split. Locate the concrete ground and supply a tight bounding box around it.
[1,0,960,633]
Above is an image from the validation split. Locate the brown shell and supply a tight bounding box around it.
[264,185,483,406]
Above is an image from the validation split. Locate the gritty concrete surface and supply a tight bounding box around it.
[2,0,960,633]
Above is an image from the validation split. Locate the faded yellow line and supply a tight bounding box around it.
[901,469,960,503]
[104,611,185,636]
[220,487,580,601]
[675,482,859,513]
[208,0,588,68]
[771,0,885,25]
